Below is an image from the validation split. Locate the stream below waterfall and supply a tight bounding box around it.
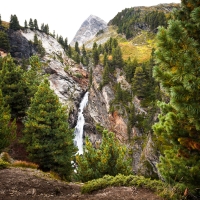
[74,92,89,154]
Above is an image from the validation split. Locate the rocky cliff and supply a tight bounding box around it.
[83,64,160,177]
[8,28,89,128]
[70,15,107,47]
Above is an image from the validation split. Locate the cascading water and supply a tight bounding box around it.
[74,92,89,155]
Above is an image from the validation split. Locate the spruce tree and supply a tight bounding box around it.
[0,31,10,52]
[33,19,39,30]
[0,54,28,118]
[102,63,109,86]
[22,79,77,180]
[132,66,147,98]
[0,90,16,152]
[24,20,28,28]
[82,44,86,57]
[75,41,80,54]
[153,0,200,195]
[112,46,123,68]
[9,15,20,31]
[0,14,2,26]
[29,18,34,30]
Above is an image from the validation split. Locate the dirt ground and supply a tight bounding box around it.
[0,168,164,200]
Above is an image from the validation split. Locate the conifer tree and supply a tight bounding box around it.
[75,130,132,182]
[92,42,99,66]
[9,15,20,31]
[22,79,77,180]
[0,14,2,26]
[132,66,147,98]
[64,37,68,51]
[124,57,138,83]
[0,90,16,152]
[82,44,86,57]
[0,54,28,118]
[153,0,200,194]
[24,20,28,28]
[29,18,34,30]
[33,33,39,45]
[0,31,10,52]
[112,46,123,68]
[75,41,80,54]
[33,19,39,30]
[102,63,109,86]
[68,44,72,57]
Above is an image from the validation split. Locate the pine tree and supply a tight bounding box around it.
[33,33,39,45]
[82,44,86,57]
[75,130,132,182]
[112,46,123,68]
[29,18,34,30]
[132,66,147,98]
[0,54,28,118]
[22,79,77,180]
[0,90,16,152]
[102,63,109,86]
[153,0,200,194]
[68,45,72,57]
[124,57,138,83]
[0,14,2,26]
[92,42,99,66]
[9,15,20,31]
[64,37,68,51]
[33,19,39,30]
[24,20,28,28]
[0,31,10,52]
[75,41,80,54]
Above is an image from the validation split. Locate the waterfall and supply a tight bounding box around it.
[74,92,89,155]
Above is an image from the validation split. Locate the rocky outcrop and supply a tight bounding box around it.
[19,29,89,127]
[70,15,107,47]
[8,29,36,58]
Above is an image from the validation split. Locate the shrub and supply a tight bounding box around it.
[0,159,9,169]
[12,160,39,169]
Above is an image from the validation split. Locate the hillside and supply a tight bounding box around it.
[1,1,200,199]
[0,167,163,200]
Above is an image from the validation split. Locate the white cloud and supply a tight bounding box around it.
[0,0,181,42]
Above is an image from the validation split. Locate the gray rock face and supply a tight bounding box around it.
[70,15,107,46]
[20,29,89,128]
[8,30,36,58]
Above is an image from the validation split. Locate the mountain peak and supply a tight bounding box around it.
[70,15,107,46]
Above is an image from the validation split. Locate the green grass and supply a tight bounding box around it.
[81,174,185,200]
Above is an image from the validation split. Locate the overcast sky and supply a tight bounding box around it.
[1,0,181,43]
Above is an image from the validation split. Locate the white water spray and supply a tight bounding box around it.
[74,92,89,154]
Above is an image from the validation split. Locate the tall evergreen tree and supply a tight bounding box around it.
[29,18,34,30]
[153,0,200,195]
[75,41,80,54]
[112,46,123,68]
[82,44,86,57]
[0,31,10,52]
[24,20,28,28]
[0,90,16,153]
[22,79,77,180]
[0,14,2,26]
[9,15,20,31]
[92,42,99,66]
[132,66,147,98]
[102,63,109,86]
[33,19,39,30]
[0,54,28,118]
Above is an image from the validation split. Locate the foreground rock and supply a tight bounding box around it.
[0,168,163,200]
